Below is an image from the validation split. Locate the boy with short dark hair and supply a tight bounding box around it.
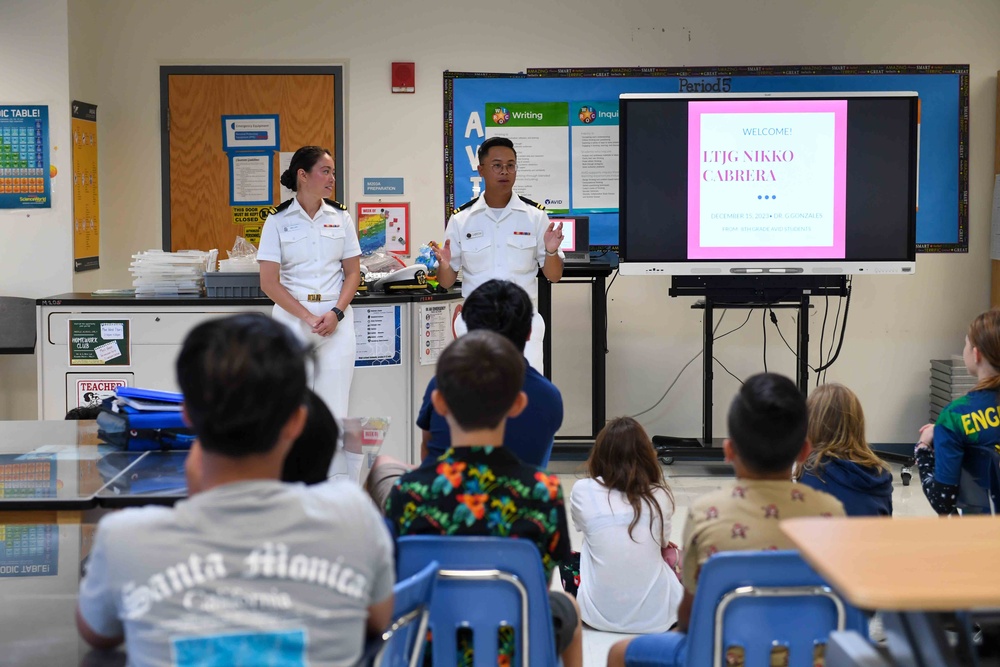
[608,373,845,667]
[366,279,562,508]
[385,330,583,667]
[418,278,561,464]
[77,313,394,667]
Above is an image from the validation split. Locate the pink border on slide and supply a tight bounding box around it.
[549,218,576,252]
[687,100,847,260]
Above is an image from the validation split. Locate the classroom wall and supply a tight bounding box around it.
[4,0,997,442]
[0,0,72,420]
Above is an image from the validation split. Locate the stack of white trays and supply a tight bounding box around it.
[929,355,976,422]
[130,250,212,297]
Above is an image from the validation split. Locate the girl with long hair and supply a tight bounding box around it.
[569,417,683,633]
[916,309,1000,514]
[795,383,893,516]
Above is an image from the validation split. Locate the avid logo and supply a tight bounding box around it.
[544,198,564,206]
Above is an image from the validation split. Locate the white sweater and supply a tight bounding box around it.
[569,478,684,633]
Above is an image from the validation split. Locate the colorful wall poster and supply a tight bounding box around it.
[0,105,50,209]
[357,202,409,255]
[570,101,619,211]
[72,101,100,271]
[485,102,569,212]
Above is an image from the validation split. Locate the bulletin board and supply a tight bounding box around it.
[160,66,343,255]
[444,65,969,252]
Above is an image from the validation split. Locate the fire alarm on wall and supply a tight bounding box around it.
[391,62,415,93]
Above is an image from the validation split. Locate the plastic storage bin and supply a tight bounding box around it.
[203,272,265,298]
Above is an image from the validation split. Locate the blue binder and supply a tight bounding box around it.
[97,390,193,451]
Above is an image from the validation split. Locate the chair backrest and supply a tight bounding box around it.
[957,466,991,514]
[957,446,1000,515]
[684,550,869,667]
[396,536,558,667]
[373,560,439,667]
[991,446,1000,513]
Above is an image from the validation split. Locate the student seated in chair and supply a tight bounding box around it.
[607,372,846,667]
[76,313,395,667]
[385,330,583,667]
[281,388,339,486]
[366,279,563,510]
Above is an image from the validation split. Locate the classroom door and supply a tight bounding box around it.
[165,72,337,253]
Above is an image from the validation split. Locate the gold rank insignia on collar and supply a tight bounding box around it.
[266,199,294,217]
[517,195,545,210]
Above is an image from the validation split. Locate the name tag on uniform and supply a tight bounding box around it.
[513,230,532,236]
[282,223,304,233]
[466,230,484,239]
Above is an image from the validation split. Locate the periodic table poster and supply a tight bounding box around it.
[0,105,50,209]
[0,454,57,500]
[0,524,58,578]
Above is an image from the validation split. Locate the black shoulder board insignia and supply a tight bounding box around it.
[268,199,293,216]
[324,198,348,211]
[453,198,478,215]
[518,195,545,211]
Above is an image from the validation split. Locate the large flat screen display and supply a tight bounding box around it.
[619,92,918,276]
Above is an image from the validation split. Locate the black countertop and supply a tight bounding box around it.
[37,290,462,307]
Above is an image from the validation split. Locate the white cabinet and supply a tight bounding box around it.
[38,303,269,421]
[37,294,461,465]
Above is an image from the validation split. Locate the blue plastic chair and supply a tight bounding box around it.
[369,560,439,667]
[955,447,1000,515]
[396,536,558,667]
[649,550,869,667]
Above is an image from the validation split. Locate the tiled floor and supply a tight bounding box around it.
[545,459,936,667]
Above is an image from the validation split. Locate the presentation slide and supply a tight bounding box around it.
[550,218,577,252]
[686,100,847,260]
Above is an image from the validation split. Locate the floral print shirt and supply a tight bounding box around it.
[385,446,571,579]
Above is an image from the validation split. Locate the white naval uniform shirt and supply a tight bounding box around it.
[257,197,362,299]
[444,191,563,305]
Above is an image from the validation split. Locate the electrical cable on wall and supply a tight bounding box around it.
[602,268,619,355]
[762,309,768,373]
[631,308,756,419]
[817,293,830,383]
[714,356,743,385]
[814,278,852,376]
[769,309,818,373]
[821,278,847,384]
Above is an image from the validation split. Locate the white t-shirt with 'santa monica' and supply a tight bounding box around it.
[78,479,394,667]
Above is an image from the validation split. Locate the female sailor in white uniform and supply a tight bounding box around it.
[258,145,362,480]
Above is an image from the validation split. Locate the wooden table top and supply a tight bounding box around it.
[780,516,1000,611]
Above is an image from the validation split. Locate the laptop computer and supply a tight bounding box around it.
[550,215,590,264]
